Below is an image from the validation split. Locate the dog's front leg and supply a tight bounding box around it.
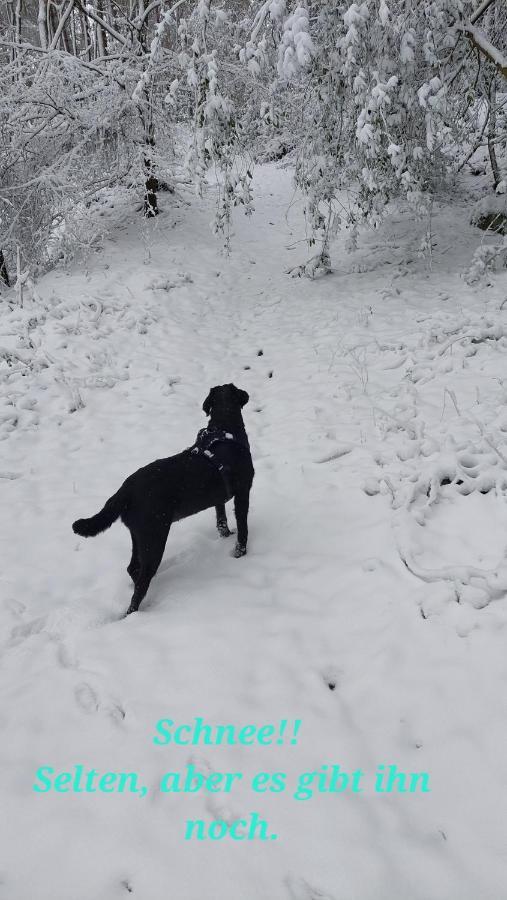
[232,490,250,557]
[215,504,233,537]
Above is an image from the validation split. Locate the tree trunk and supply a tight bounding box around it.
[48,3,61,45]
[70,5,78,54]
[138,1,158,217]
[47,0,55,46]
[79,7,90,59]
[38,0,48,49]
[14,0,22,46]
[95,0,106,57]
[488,78,501,189]
[0,251,10,288]
[143,131,159,217]
[105,0,115,30]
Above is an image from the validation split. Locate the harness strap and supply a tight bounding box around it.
[189,427,246,498]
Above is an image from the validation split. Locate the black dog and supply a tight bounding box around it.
[72,384,254,615]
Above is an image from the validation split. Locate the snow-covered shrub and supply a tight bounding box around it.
[464,239,507,285]
[471,196,507,235]
[239,0,488,270]
[172,7,255,244]
[0,51,138,273]
[0,1,250,273]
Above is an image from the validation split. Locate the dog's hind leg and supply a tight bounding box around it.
[215,504,233,537]
[232,489,250,557]
[127,532,140,582]
[125,525,170,615]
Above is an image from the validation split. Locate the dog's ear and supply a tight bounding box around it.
[233,386,249,408]
[203,387,216,415]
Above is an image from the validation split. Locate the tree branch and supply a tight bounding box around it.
[470,0,497,25]
[74,0,128,47]
[464,25,507,79]
[49,0,75,51]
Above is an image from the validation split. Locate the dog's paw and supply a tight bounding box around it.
[124,605,139,617]
[217,523,234,538]
[232,544,247,558]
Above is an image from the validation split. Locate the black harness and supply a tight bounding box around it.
[188,426,250,497]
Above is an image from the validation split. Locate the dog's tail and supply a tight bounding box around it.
[72,487,126,538]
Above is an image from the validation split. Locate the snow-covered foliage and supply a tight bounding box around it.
[0,1,253,274]
[241,0,483,271]
[471,194,507,233]
[175,8,255,245]
[0,0,506,278]
[0,52,137,270]
[232,0,507,272]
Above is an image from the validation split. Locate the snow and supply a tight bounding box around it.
[277,7,314,78]
[1,163,507,899]
[465,25,507,77]
[471,193,507,225]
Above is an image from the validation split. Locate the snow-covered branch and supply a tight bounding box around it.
[464,24,507,79]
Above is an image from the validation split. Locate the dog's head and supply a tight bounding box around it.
[203,383,249,417]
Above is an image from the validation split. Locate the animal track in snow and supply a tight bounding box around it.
[74,682,99,713]
[8,616,46,647]
[55,639,78,670]
[285,875,337,900]
[107,702,126,724]
[205,794,237,825]
[5,597,26,617]
[321,664,342,693]
[188,754,241,825]
[187,754,213,776]
[73,681,127,724]
[74,681,126,725]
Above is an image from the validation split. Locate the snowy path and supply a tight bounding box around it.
[1,166,507,900]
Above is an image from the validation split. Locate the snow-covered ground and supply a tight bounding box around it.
[1,165,507,900]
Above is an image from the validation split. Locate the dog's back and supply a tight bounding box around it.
[121,448,249,525]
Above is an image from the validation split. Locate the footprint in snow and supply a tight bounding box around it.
[8,616,46,647]
[321,664,342,693]
[285,875,337,900]
[74,682,126,724]
[5,597,26,618]
[188,755,240,825]
[205,794,239,826]
[187,754,213,776]
[55,639,78,670]
[74,682,99,713]
[107,702,127,724]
